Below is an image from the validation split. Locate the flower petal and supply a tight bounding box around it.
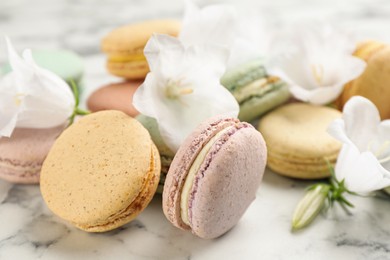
[335,144,390,193]
[327,118,353,145]
[266,24,364,105]
[179,1,237,48]
[342,96,381,151]
[0,38,75,135]
[133,35,237,152]
[0,94,19,138]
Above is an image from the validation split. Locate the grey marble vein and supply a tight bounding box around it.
[0,0,390,259]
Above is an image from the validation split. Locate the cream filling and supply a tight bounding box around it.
[108,53,145,62]
[180,126,233,226]
[233,77,280,103]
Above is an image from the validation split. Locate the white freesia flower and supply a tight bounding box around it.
[267,24,366,105]
[327,96,390,193]
[0,38,75,138]
[133,34,239,152]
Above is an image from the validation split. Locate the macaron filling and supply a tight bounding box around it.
[108,53,146,63]
[180,126,234,225]
[233,77,284,104]
[221,59,266,91]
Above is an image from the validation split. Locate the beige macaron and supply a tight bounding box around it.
[336,41,390,119]
[258,103,342,179]
[40,110,160,232]
[102,20,180,79]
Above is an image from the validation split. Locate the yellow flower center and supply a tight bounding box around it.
[165,79,193,99]
[13,93,25,106]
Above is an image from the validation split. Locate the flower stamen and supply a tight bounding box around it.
[13,93,25,106]
[311,64,324,85]
[165,79,194,99]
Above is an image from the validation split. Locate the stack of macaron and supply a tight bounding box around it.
[86,20,181,190]
[87,20,181,117]
[221,59,290,122]
[40,113,267,238]
[258,103,342,179]
[336,41,390,119]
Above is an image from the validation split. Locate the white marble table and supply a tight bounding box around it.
[1,0,390,259]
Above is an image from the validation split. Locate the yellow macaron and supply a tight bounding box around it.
[337,41,390,119]
[40,110,160,232]
[102,20,181,79]
[258,103,342,179]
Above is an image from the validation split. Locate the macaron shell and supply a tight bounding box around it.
[78,144,161,232]
[163,117,240,230]
[87,81,141,117]
[101,20,180,55]
[337,43,390,119]
[238,82,290,122]
[40,111,159,232]
[189,125,266,239]
[259,104,341,157]
[267,155,336,179]
[106,59,149,79]
[259,103,341,179]
[0,125,65,184]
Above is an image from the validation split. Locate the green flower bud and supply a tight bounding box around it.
[292,184,330,231]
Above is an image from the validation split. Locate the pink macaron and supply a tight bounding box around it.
[163,116,267,239]
[0,125,65,184]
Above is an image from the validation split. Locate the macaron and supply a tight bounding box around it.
[1,49,84,89]
[163,116,267,239]
[336,41,390,119]
[87,80,142,117]
[102,20,181,79]
[40,110,160,232]
[258,103,342,179]
[0,125,66,184]
[221,59,290,122]
[136,114,175,193]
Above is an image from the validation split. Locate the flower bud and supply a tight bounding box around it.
[292,184,330,231]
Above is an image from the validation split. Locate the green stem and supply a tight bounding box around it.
[68,80,91,126]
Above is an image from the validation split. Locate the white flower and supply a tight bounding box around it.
[267,24,366,105]
[327,96,390,193]
[0,38,75,138]
[179,1,237,49]
[179,1,270,68]
[226,10,270,69]
[133,34,239,152]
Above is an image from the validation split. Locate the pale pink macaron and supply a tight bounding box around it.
[0,125,65,184]
[163,116,267,239]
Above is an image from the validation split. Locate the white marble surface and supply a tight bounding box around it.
[1,0,390,259]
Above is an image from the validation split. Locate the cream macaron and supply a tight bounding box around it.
[258,103,342,179]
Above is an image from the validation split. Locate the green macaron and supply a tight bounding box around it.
[221,59,290,122]
[1,49,84,89]
[136,114,175,193]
